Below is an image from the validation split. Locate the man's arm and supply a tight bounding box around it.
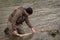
[25,17,32,28]
[25,17,36,33]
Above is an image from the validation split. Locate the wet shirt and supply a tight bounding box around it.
[8,7,32,30]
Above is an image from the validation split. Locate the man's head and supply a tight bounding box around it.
[24,7,33,16]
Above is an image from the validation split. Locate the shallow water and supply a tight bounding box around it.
[0,0,60,40]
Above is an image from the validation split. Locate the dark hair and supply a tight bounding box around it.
[26,7,33,15]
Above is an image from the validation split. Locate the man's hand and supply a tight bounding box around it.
[12,30,18,36]
[32,28,36,33]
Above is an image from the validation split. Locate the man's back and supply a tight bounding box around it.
[8,7,23,24]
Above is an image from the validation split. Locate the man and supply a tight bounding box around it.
[4,7,36,36]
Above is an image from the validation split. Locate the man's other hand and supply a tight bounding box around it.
[12,30,18,36]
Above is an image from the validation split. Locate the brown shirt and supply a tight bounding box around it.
[8,7,32,31]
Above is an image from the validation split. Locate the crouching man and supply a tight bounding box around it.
[4,7,36,38]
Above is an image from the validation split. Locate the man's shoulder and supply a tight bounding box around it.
[16,7,24,14]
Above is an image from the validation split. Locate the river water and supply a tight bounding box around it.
[0,0,60,40]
